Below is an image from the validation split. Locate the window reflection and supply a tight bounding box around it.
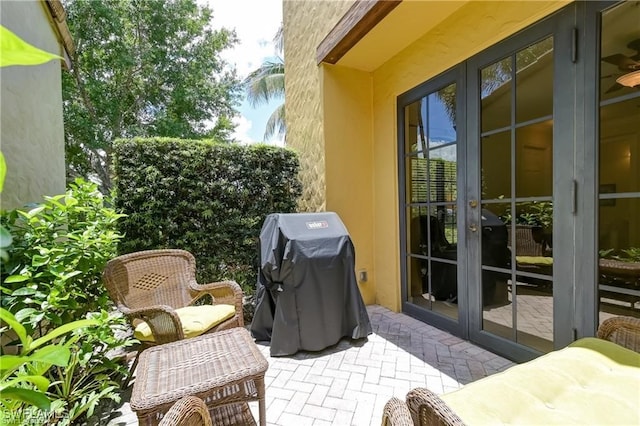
[404,83,459,319]
[480,37,555,352]
[481,58,512,132]
[598,1,640,323]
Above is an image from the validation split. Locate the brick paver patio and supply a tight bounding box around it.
[107,305,514,425]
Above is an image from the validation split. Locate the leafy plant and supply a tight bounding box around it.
[518,201,553,229]
[113,138,302,296]
[0,308,98,413]
[1,178,125,331]
[36,311,135,425]
[0,24,62,68]
[499,201,553,229]
[600,247,640,263]
[62,0,241,191]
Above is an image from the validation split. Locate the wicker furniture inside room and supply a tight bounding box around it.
[131,327,268,426]
[103,249,244,345]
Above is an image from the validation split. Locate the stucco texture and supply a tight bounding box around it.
[283,0,355,214]
[0,1,66,210]
[285,1,571,311]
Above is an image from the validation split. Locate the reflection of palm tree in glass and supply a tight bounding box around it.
[243,26,285,141]
[435,38,554,122]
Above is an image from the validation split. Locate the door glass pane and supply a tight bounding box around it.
[480,39,555,353]
[403,83,459,321]
[481,131,511,200]
[516,273,553,353]
[599,99,640,194]
[481,58,512,132]
[430,146,457,203]
[516,37,554,123]
[428,86,457,147]
[599,2,640,103]
[407,155,428,203]
[404,99,426,153]
[515,122,553,198]
[598,1,640,324]
[482,271,513,340]
[599,199,640,318]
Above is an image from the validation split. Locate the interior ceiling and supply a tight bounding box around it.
[336,1,468,72]
[601,1,640,58]
[600,1,640,96]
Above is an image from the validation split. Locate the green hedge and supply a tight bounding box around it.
[112,138,302,294]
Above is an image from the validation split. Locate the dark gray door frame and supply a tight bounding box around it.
[397,1,623,362]
[397,65,467,338]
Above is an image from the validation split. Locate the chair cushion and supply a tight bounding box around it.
[134,304,236,343]
[441,337,640,425]
[516,256,553,265]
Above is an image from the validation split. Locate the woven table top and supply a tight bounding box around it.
[131,327,268,411]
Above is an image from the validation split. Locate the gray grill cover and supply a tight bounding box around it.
[250,212,372,356]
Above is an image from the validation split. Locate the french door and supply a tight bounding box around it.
[465,9,576,361]
[399,1,639,362]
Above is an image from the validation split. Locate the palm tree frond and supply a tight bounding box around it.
[243,61,285,107]
[274,25,284,55]
[264,103,285,141]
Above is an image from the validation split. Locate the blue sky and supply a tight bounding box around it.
[205,0,284,146]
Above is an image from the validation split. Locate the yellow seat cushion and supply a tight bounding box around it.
[516,256,553,265]
[441,337,640,425]
[134,304,235,343]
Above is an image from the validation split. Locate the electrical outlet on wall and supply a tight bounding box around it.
[358,269,367,282]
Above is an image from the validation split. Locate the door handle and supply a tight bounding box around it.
[469,223,478,232]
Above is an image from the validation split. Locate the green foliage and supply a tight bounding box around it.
[1,178,125,330]
[600,247,640,263]
[62,0,241,191]
[38,311,135,425]
[112,137,302,293]
[500,201,553,229]
[0,25,62,68]
[243,25,285,140]
[0,308,99,413]
[514,202,553,228]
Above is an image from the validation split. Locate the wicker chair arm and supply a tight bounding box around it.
[597,316,640,353]
[123,305,185,344]
[190,280,244,326]
[382,397,414,426]
[158,396,212,426]
[406,388,466,426]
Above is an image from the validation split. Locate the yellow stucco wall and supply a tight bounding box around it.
[283,0,355,213]
[323,66,376,304]
[284,0,571,311]
[0,1,66,209]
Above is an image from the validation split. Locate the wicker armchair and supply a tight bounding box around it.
[158,396,212,426]
[597,315,640,352]
[382,316,640,426]
[103,249,244,346]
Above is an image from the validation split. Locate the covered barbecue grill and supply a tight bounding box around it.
[250,212,372,356]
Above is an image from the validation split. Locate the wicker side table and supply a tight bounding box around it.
[131,328,268,425]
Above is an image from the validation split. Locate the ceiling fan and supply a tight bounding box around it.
[601,38,640,93]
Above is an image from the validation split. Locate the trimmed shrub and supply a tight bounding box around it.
[112,137,301,295]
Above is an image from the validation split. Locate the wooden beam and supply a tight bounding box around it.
[316,0,402,65]
[43,0,75,69]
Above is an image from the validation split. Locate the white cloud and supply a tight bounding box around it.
[204,0,282,79]
[200,0,284,144]
[232,115,254,145]
[268,132,285,147]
